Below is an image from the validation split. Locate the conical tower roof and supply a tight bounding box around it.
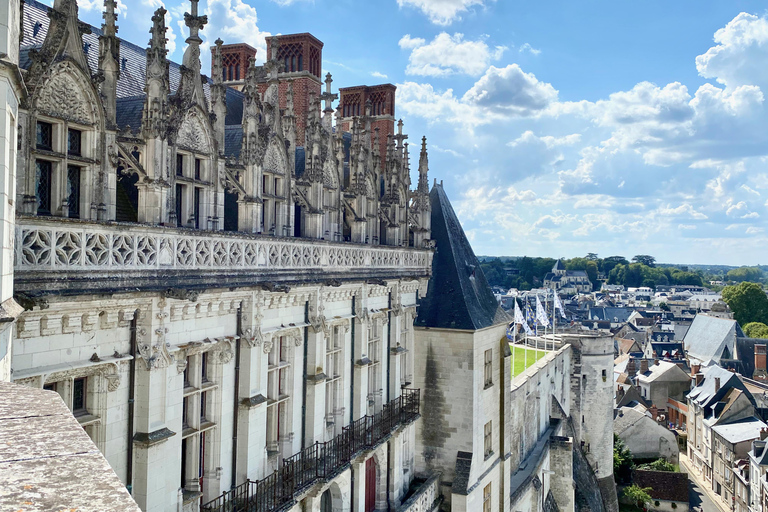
[415,183,509,330]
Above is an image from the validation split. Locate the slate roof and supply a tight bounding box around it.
[632,470,689,503]
[649,341,684,358]
[553,259,565,271]
[712,417,768,445]
[590,307,632,323]
[688,365,751,412]
[684,314,743,364]
[23,0,246,132]
[0,381,141,510]
[415,184,509,330]
[637,361,689,384]
[751,439,768,466]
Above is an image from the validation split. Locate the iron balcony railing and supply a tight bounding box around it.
[202,388,420,512]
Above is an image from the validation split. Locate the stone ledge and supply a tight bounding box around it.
[240,394,267,408]
[133,427,176,447]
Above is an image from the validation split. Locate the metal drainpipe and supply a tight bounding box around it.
[302,301,309,451]
[127,310,138,494]
[231,305,242,489]
[350,297,356,512]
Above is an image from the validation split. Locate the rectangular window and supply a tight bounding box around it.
[183,357,191,388]
[194,158,201,180]
[194,187,201,229]
[176,154,184,177]
[67,166,81,219]
[484,421,492,458]
[175,184,183,227]
[36,121,52,150]
[67,129,82,156]
[484,349,493,387]
[200,391,207,423]
[483,483,491,512]
[72,377,87,417]
[201,352,208,383]
[35,160,52,216]
[182,396,189,429]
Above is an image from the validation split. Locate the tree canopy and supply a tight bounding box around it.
[722,282,768,326]
[632,255,656,267]
[743,322,768,339]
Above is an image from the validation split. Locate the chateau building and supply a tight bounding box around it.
[0,0,618,511]
[544,259,592,295]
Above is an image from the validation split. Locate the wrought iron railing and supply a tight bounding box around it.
[202,388,421,512]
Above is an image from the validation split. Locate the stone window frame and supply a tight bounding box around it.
[174,148,211,230]
[367,318,382,413]
[483,482,492,512]
[483,348,493,389]
[180,350,220,499]
[261,171,287,236]
[484,420,493,460]
[266,335,293,457]
[31,115,92,220]
[325,325,343,429]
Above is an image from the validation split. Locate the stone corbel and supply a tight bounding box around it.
[308,289,328,335]
[210,337,235,365]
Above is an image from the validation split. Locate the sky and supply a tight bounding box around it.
[54,0,768,265]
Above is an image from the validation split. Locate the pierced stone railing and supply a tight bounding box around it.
[14,217,432,274]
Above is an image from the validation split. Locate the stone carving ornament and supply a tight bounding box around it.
[177,110,210,154]
[36,65,94,124]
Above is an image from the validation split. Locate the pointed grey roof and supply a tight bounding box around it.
[684,314,743,364]
[553,259,566,271]
[415,184,509,330]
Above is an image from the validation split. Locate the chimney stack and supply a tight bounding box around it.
[627,358,637,378]
[756,344,767,371]
[649,405,658,421]
[715,377,721,392]
[640,359,649,374]
[761,428,768,441]
[695,373,704,386]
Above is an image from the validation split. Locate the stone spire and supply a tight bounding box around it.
[99,0,120,126]
[142,7,170,139]
[210,39,227,150]
[418,136,429,195]
[178,0,208,107]
[321,72,338,131]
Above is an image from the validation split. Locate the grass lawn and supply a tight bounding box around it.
[510,345,548,377]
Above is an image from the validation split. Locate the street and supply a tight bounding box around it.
[688,474,725,512]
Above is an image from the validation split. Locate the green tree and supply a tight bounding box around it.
[613,434,634,483]
[602,255,629,274]
[632,255,656,267]
[722,282,768,326]
[744,322,768,339]
[659,302,670,311]
[623,485,652,509]
[586,252,599,260]
[726,266,763,283]
[637,458,675,472]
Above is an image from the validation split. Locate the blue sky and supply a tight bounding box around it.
[61,0,768,265]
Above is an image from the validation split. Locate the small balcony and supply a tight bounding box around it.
[202,388,420,512]
[14,216,432,294]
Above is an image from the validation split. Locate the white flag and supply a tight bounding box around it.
[515,301,533,336]
[536,296,550,327]
[554,293,566,319]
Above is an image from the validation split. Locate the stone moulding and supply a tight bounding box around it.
[133,427,176,447]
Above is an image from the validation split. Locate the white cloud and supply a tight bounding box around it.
[747,226,764,234]
[396,81,487,128]
[726,201,748,217]
[696,13,768,90]
[657,203,708,220]
[396,0,489,26]
[519,43,541,56]
[400,33,505,77]
[463,64,558,115]
[371,71,388,79]
[270,0,311,5]
[203,0,272,69]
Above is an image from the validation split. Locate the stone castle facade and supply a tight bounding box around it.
[0,0,617,511]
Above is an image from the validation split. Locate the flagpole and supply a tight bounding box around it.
[551,291,556,351]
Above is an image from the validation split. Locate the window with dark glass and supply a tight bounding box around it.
[67,129,82,156]
[194,187,201,229]
[35,160,52,216]
[176,154,184,177]
[484,349,493,387]
[182,396,189,429]
[194,158,201,180]
[200,391,208,422]
[36,121,52,150]
[176,184,183,227]
[67,166,81,219]
[72,377,87,416]
[201,352,208,383]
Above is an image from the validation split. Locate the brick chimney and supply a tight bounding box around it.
[695,373,704,386]
[691,363,701,375]
[640,359,649,374]
[755,345,768,381]
[715,377,721,392]
[627,358,636,378]
[649,405,658,421]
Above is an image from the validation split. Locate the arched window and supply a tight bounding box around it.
[235,64,240,80]
[320,489,332,512]
[228,65,233,81]
[291,56,296,72]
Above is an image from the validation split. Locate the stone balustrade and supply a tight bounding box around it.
[397,473,442,512]
[14,217,432,293]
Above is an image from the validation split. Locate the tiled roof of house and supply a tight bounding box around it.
[632,470,688,503]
